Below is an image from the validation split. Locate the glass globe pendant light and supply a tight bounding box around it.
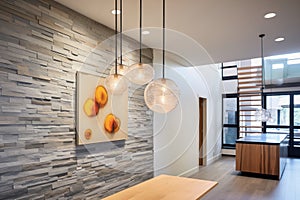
[255,34,271,122]
[105,0,128,95]
[255,107,271,122]
[144,0,180,113]
[126,0,154,85]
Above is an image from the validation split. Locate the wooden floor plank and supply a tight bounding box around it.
[190,156,300,200]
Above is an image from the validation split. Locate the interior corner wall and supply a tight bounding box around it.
[0,0,153,199]
[153,50,222,177]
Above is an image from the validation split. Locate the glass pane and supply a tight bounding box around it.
[264,53,300,86]
[294,129,300,147]
[223,67,237,77]
[266,95,290,126]
[266,128,289,134]
[294,95,300,126]
[223,98,237,124]
[223,127,237,145]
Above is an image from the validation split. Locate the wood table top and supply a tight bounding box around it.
[102,174,218,200]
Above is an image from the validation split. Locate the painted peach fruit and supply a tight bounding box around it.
[83,98,99,117]
[104,113,120,133]
[84,129,92,140]
[95,85,108,108]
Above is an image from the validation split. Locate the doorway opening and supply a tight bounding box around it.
[199,97,207,166]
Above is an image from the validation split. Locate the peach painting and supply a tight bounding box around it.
[76,72,128,145]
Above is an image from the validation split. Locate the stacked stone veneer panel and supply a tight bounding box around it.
[0,0,153,199]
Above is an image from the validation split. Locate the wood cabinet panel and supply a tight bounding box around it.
[236,143,279,176]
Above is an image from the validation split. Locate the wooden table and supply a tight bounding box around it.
[102,175,218,200]
[236,133,288,179]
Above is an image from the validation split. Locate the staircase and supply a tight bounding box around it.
[238,65,263,136]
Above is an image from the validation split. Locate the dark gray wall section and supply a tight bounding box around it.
[0,0,153,199]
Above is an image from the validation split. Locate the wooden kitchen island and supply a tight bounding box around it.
[236,133,288,179]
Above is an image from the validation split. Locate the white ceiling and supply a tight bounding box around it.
[55,0,300,66]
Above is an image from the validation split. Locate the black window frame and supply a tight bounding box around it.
[264,91,300,157]
[222,93,239,148]
[222,63,238,80]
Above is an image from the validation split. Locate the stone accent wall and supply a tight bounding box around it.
[0,0,153,199]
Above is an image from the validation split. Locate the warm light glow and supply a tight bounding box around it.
[160,95,166,104]
[275,37,285,42]
[105,74,128,95]
[144,78,180,113]
[110,64,129,76]
[111,9,121,15]
[126,63,154,85]
[264,12,276,19]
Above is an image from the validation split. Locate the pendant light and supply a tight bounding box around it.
[126,0,154,85]
[105,0,128,95]
[144,0,180,113]
[255,34,271,122]
[110,0,128,76]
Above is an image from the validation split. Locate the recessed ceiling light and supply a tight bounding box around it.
[275,37,285,42]
[111,9,121,15]
[142,30,150,35]
[264,12,276,19]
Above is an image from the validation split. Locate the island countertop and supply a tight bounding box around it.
[236,133,288,145]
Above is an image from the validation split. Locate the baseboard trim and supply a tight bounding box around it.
[222,148,236,156]
[207,153,222,165]
[178,166,199,177]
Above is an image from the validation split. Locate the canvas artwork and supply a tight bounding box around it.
[76,72,128,145]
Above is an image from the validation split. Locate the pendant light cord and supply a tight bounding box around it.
[120,0,122,65]
[259,34,265,89]
[259,34,266,114]
[139,0,142,63]
[115,0,118,75]
[163,0,165,79]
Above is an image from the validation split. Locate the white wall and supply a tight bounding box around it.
[153,51,223,177]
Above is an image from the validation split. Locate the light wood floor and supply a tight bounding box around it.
[190,156,300,200]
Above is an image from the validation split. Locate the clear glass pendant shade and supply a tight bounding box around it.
[255,108,271,122]
[127,63,154,85]
[144,78,180,113]
[105,74,128,95]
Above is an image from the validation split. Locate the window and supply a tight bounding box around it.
[265,92,300,157]
[223,98,237,124]
[222,64,237,80]
[266,95,290,126]
[294,95,300,126]
[222,94,238,147]
[293,95,300,150]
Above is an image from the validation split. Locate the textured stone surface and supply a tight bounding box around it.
[0,0,154,199]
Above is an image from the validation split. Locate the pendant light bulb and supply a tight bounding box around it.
[127,0,154,85]
[105,74,128,95]
[144,0,180,113]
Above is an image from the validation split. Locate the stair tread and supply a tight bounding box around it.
[238,66,262,70]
